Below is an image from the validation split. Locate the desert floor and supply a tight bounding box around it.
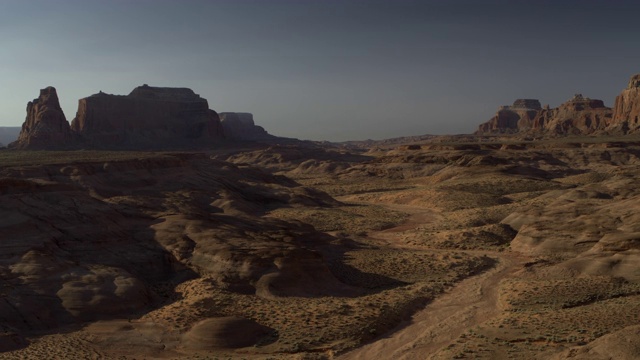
[2,136,640,359]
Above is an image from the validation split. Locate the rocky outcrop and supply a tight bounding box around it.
[476,99,542,133]
[530,94,612,134]
[71,85,224,149]
[476,95,612,135]
[9,85,285,150]
[219,112,272,141]
[611,74,640,132]
[10,87,74,149]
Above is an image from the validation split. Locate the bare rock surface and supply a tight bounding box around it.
[477,98,542,133]
[532,94,613,134]
[477,94,613,135]
[219,112,272,141]
[612,73,640,132]
[10,87,73,149]
[70,85,224,149]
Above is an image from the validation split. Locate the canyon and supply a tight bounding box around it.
[1,74,640,359]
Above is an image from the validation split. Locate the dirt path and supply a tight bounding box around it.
[337,201,529,360]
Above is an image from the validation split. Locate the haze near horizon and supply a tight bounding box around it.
[1,0,639,141]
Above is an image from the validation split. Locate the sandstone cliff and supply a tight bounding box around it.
[10,87,74,149]
[476,99,542,133]
[530,94,612,134]
[71,85,224,149]
[611,74,640,132]
[476,95,613,135]
[219,112,272,141]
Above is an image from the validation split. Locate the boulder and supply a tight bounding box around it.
[70,85,224,149]
[10,87,74,149]
[219,112,272,140]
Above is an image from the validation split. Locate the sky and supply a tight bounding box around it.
[1,0,640,141]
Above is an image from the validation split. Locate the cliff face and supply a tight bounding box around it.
[219,112,272,141]
[71,85,224,148]
[611,74,640,132]
[476,99,542,133]
[12,85,230,150]
[10,87,74,149]
[476,95,613,135]
[532,95,612,134]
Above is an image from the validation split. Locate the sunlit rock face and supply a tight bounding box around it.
[529,94,612,134]
[476,95,613,135]
[611,74,640,132]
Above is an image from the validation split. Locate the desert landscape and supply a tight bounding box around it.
[2,2,640,359]
[0,72,639,359]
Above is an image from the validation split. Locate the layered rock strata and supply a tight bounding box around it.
[611,74,640,132]
[476,99,542,133]
[476,94,613,135]
[70,85,224,148]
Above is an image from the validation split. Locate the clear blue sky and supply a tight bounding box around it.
[1,0,639,141]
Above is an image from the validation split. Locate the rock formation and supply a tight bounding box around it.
[219,112,272,140]
[70,85,224,149]
[611,74,640,132]
[529,94,612,134]
[10,87,74,149]
[476,94,613,135]
[476,99,542,133]
[11,85,284,150]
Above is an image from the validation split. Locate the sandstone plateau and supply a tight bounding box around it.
[10,85,275,150]
[70,85,224,148]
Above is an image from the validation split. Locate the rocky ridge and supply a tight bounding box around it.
[476,74,640,136]
[9,86,275,150]
[477,94,613,135]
